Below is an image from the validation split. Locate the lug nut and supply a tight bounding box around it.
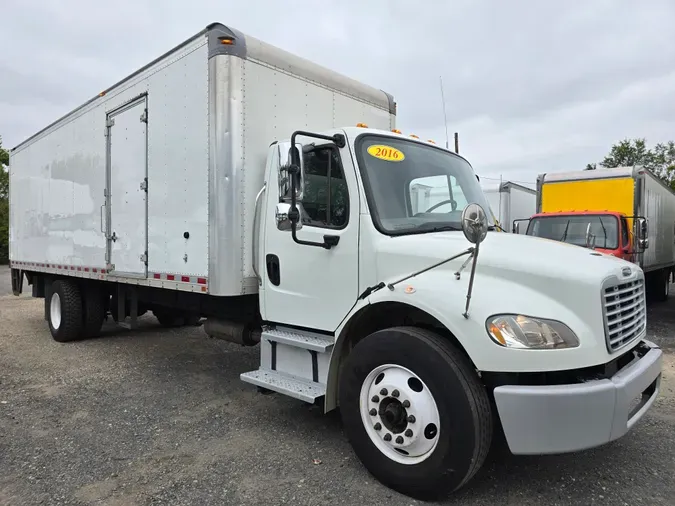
[384,433,392,442]
[380,388,388,396]
[405,429,413,437]
[408,415,416,423]
[392,389,400,398]
[396,436,404,444]
[402,400,410,408]
[374,423,382,431]
[371,395,380,403]
[369,408,377,416]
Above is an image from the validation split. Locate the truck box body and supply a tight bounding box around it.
[535,167,675,273]
[483,181,536,233]
[9,23,396,297]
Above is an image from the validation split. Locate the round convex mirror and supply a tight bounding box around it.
[461,203,488,245]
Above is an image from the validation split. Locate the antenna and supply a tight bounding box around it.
[439,76,450,150]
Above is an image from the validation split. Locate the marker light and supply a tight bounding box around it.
[409,134,419,139]
[356,123,368,128]
[391,129,402,134]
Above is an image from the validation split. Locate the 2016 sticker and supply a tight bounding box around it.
[367,144,405,162]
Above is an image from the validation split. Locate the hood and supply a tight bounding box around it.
[373,230,636,289]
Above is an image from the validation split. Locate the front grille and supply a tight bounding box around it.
[603,277,646,352]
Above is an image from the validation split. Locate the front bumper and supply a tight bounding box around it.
[493,340,662,455]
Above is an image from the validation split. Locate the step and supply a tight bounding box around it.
[262,328,334,352]
[240,370,326,403]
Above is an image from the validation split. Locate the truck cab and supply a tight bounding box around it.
[241,125,663,497]
[525,210,634,261]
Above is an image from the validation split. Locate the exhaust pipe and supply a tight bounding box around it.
[203,319,261,346]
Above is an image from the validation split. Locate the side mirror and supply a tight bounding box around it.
[277,141,305,202]
[275,202,303,231]
[585,223,596,249]
[461,203,488,245]
[636,217,649,249]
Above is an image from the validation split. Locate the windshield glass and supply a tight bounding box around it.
[527,214,619,249]
[355,135,494,235]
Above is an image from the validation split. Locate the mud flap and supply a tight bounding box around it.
[10,268,24,296]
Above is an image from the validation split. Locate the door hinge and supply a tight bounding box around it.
[140,110,148,123]
[106,118,115,128]
[140,252,148,265]
[140,178,148,192]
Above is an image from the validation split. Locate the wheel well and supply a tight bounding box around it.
[325,301,476,412]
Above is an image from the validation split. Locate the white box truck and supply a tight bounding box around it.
[8,22,663,500]
[482,181,536,233]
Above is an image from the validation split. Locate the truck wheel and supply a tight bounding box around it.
[48,280,84,342]
[657,269,670,302]
[154,308,185,327]
[81,286,107,338]
[338,326,492,500]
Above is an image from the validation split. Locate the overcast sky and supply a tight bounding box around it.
[1,0,674,187]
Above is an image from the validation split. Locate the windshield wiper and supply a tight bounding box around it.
[560,220,571,242]
[414,224,462,232]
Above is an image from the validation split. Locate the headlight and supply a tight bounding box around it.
[486,314,580,349]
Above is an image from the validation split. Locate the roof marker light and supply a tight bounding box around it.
[409,134,419,139]
[391,129,402,134]
[356,123,368,128]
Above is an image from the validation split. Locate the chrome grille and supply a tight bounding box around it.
[603,278,646,352]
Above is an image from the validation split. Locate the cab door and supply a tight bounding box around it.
[260,138,360,332]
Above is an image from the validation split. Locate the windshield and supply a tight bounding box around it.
[355,135,494,235]
[527,214,619,249]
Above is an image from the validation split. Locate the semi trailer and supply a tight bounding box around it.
[8,23,663,499]
[520,167,675,301]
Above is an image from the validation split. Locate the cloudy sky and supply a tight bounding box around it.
[1,0,674,187]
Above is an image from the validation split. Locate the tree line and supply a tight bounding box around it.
[0,137,8,264]
[585,138,675,190]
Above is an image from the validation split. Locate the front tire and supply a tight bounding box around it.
[48,280,84,342]
[338,326,492,500]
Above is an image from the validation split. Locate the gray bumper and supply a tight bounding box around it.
[494,340,663,455]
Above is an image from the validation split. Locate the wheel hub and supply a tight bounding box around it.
[379,397,408,433]
[359,364,441,465]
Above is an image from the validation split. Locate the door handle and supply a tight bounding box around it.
[100,204,105,233]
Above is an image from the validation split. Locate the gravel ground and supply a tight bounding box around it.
[0,270,674,505]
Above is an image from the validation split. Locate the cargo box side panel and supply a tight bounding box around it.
[238,57,393,290]
[146,42,209,279]
[10,35,209,283]
[9,101,107,269]
[639,172,675,271]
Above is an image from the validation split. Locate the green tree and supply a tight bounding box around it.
[0,136,9,264]
[589,138,675,190]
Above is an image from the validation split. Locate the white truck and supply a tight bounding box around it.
[482,181,537,233]
[8,22,663,499]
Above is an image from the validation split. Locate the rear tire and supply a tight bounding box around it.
[81,285,107,338]
[48,280,84,343]
[338,326,492,500]
[154,308,185,327]
[654,269,670,302]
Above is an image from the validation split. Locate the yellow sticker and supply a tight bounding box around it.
[367,144,405,162]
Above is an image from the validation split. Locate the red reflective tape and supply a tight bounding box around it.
[84,268,89,272]
[167,274,175,281]
[93,268,98,273]
[197,278,207,285]
[58,265,62,269]
[181,276,190,283]
[70,266,75,270]
[77,267,82,271]
[153,273,161,279]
